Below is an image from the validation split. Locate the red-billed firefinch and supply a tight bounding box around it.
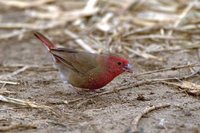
[34,32,132,90]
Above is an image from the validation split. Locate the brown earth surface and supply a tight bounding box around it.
[0,0,200,133]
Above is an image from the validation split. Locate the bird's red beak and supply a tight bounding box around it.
[123,63,133,73]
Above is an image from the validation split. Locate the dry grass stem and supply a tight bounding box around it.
[135,64,200,77]
[0,1,99,41]
[0,95,51,110]
[0,0,55,8]
[168,0,196,36]
[0,66,30,79]
[0,124,37,132]
[0,30,27,40]
[64,29,97,53]
[125,46,163,61]
[124,35,183,40]
[0,80,19,85]
[64,71,200,105]
[131,104,170,133]
[162,81,200,96]
[0,22,64,30]
[83,0,99,12]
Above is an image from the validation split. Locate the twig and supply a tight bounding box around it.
[168,0,196,36]
[0,22,63,30]
[0,94,59,116]
[63,71,200,105]
[0,29,27,40]
[0,65,56,73]
[0,95,51,109]
[0,23,36,29]
[64,29,97,53]
[7,66,29,77]
[55,79,174,105]
[0,90,16,95]
[125,0,146,11]
[0,124,37,132]
[161,71,200,96]
[0,11,99,30]
[50,63,200,105]
[0,0,100,40]
[0,0,55,9]
[123,25,200,39]
[134,64,200,77]
[122,26,162,38]
[124,34,184,40]
[96,12,114,32]
[131,104,170,133]
[148,44,200,53]
[0,84,15,94]
[1,64,53,68]
[0,66,30,79]
[124,46,163,61]
[83,0,98,12]
[0,80,19,85]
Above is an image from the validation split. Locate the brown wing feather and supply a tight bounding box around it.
[50,48,98,74]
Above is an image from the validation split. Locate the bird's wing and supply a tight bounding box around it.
[50,48,98,74]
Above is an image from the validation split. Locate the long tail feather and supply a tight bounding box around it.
[34,32,60,63]
[34,32,56,50]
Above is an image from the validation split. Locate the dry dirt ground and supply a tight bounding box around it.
[1,33,200,133]
[0,0,200,133]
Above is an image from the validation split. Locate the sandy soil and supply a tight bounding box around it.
[0,1,200,133]
[0,36,200,133]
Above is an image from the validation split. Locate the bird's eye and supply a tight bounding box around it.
[117,62,122,65]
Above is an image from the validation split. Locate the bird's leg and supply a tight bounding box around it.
[73,87,93,95]
[93,88,106,93]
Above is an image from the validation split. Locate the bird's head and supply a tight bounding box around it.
[105,54,132,76]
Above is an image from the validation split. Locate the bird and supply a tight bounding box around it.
[34,32,132,90]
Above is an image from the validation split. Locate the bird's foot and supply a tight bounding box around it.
[75,88,105,95]
[93,88,105,93]
[76,90,88,95]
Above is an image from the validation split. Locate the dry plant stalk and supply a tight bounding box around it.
[0,88,16,95]
[162,81,200,96]
[134,64,200,77]
[0,124,37,132]
[0,80,19,85]
[59,68,200,105]
[0,0,99,40]
[0,66,30,80]
[168,0,197,36]
[124,46,163,61]
[0,95,51,110]
[0,0,56,8]
[131,104,170,133]
[64,29,97,53]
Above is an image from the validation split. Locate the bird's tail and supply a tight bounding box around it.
[34,32,61,64]
[34,32,56,50]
